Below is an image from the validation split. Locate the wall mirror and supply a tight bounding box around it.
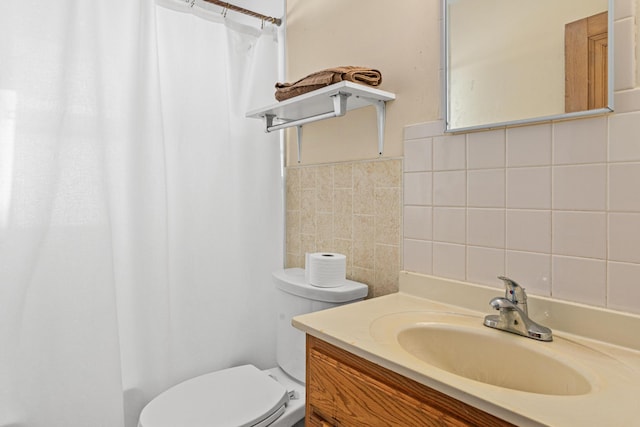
[445,0,614,132]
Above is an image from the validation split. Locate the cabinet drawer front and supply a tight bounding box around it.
[308,348,463,426]
[306,336,513,427]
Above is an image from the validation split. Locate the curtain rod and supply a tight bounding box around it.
[201,0,282,26]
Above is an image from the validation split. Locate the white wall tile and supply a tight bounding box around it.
[468,169,505,208]
[553,117,608,165]
[404,206,432,240]
[403,239,432,275]
[609,163,640,211]
[553,164,607,211]
[552,211,607,259]
[506,167,551,209]
[506,124,552,167]
[467,208,505,248]
[610,112,640,161]
[609,213,640,263]
[506,251,551,296]
[404,120,445,140]
[467,246,505,287]
[552,256,606,307]
[404,172,432,205]
[433,207,466,244]
[614,89,640,113]
[506,210,551,253]
[608,261,640,314]
[433,134,466,170]
[433,170,466,206]
[614,0,634,19]
[404,138,432,172]
[433,242,466,280]
[467,130,505,169]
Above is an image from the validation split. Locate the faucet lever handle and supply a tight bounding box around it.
[497,276,526,305]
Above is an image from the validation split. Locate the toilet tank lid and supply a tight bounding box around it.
[272,268,368,302]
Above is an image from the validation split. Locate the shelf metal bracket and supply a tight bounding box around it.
[265,113,276,129]
[374,99,386,156]
[296,126,302,163]
[356,96,387,156]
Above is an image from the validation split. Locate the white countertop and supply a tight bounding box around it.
[293,272,640,426]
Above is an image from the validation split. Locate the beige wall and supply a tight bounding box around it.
[284,0,439,165]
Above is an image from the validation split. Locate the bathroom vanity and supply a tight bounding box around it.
[306,335,511,426]
[293,272,640,426]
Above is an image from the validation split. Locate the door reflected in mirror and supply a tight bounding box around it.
[445,0,613,132]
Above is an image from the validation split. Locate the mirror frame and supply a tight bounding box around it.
[444,0,614,133]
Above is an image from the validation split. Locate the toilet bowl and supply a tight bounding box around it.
[138,365,301,427]
[138,268,368,427]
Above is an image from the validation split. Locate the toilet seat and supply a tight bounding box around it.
[138,364,290,427]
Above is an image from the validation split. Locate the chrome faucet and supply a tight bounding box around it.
[483,276,553,341]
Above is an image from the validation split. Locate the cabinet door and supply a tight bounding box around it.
[306,335,514,427]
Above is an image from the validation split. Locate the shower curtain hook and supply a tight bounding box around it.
[261,19,264,30]
[189,0,195,7]
[222,3,229,17]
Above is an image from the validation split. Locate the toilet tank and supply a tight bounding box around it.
[272,268,368,383]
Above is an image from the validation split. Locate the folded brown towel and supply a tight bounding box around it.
[275,66,382,101]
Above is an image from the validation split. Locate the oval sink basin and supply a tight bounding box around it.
[397,323,592,396]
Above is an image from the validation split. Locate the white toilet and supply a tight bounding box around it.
[138,267,368,427]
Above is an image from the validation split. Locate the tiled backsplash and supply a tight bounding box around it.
[403,3,640,314]
[286,159,402,297]
[403,98,640,314]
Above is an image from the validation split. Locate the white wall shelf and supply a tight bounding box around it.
[246,81,396,162]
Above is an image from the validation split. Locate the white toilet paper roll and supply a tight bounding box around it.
[306,252,347,288]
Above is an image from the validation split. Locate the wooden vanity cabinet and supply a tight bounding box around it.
[305,335,514,427]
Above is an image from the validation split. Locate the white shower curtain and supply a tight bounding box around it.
[0,1,283,426]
